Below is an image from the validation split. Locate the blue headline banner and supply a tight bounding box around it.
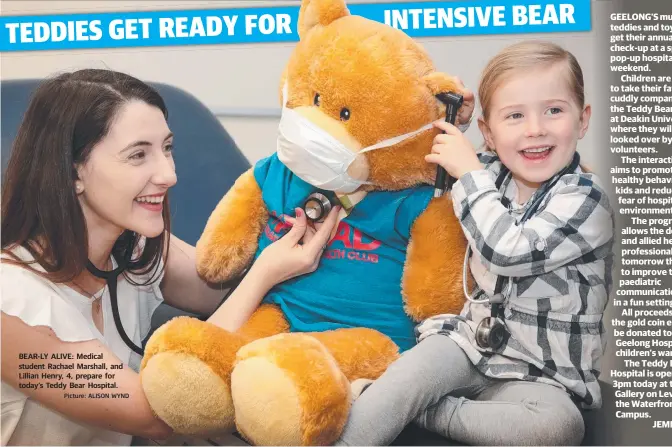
[0,0,591,52]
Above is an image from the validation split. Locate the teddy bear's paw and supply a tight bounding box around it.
[141,351,236,436]
[140,317,247,436]
[230,333,351,446]
[195,239,251,284]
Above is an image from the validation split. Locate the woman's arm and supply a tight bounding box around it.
[1,312,173,440]
[159,234,229,316]
[205,259,273,331]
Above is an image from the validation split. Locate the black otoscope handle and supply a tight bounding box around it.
[433,92,464,198]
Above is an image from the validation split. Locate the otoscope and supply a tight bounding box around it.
[433,92,464,198]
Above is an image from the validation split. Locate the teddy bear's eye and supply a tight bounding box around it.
[340,108,350,121]
[314,93,321,107]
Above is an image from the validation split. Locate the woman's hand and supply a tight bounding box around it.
[207,205,341,332]
[426,120,483,179]
[255,205,340,287]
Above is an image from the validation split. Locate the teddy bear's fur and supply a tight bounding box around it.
[139,0,471,444]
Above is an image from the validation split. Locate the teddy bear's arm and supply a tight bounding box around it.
[195,168,269,284]
[402,197,469,321]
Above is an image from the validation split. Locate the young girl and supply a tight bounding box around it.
[335,41,614,446]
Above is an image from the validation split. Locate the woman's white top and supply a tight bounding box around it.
[1,245,165,446]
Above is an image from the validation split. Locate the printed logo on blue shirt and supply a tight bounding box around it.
[264,213,383,265]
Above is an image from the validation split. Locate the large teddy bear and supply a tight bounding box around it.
[140,0,473,444]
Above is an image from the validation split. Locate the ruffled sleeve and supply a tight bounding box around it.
[1,263,100,343]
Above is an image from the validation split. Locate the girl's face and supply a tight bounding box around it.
[76,100,177,241]
[479,63,591,190]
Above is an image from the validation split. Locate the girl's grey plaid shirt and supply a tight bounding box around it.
[416,151,615,410]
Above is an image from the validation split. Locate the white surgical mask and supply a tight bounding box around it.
[277,83,434,193]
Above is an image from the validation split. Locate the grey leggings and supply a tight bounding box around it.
[335,335,585,446]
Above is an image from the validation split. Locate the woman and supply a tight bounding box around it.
[0,69,339,446]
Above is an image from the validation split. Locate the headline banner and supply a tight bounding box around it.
[0,0,591,52]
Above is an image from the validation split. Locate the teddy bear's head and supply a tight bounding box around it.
[277,0,470,194]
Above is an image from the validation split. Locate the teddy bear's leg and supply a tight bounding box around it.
[230,328,399,446]
[139,304,288,437]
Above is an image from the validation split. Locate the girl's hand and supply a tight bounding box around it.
[426,120,483,179]
[255,205,340,286]
[453,77,475,129]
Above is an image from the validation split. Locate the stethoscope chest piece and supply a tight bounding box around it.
[475,316,507,350]
[303,192,333,223]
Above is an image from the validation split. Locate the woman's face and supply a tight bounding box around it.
[76,100,177,240]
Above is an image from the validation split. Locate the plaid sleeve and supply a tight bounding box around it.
[476,151,498,166]
[450,170,613,277]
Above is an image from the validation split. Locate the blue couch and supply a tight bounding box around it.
[1,79,617,446]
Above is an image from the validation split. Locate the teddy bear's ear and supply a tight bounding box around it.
[422,72,463,99]
[298,0,350,39]
[422,72,473,118]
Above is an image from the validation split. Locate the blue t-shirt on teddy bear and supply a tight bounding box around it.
[252,154,433,352]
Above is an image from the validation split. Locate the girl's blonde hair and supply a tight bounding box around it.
[478,40,585,123]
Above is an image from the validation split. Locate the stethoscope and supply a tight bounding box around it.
[303,192,336,222]
[302,192,355,223]
[460,152,581,350]
[86,234,145,356]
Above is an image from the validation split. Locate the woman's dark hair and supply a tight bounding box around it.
[1,68,171,284]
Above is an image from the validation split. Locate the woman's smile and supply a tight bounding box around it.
[134,193,166,213]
